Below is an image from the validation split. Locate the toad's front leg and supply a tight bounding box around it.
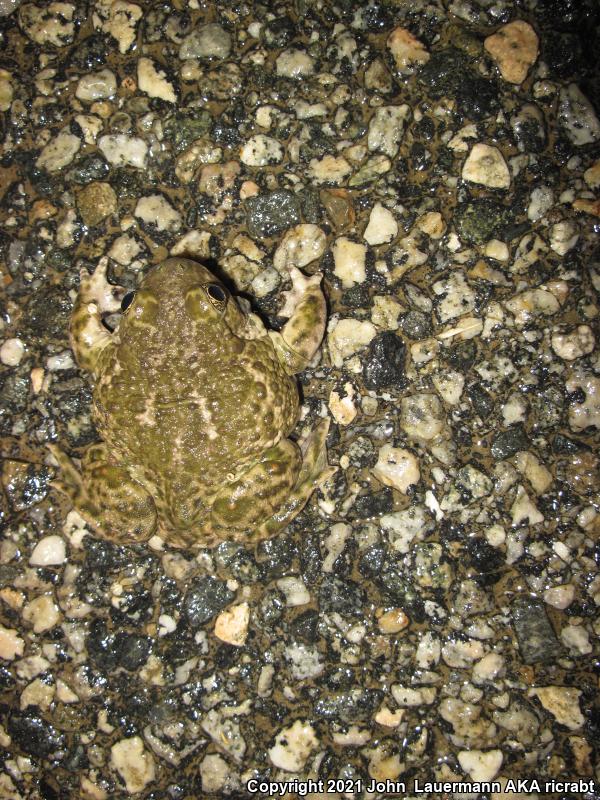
[268,267,327,374]
[70,258,126,373]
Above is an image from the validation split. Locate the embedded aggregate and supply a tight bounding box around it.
[0,0,600,798]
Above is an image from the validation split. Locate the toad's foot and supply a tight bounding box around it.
[269,267,327,374]
[255,417,337,540]
[48,443,157,544]
[79,257,126,313]
[70,258,126,373]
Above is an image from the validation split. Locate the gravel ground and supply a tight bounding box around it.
[0,1,599,798]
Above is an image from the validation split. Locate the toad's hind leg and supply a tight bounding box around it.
[208,439,302,538]
[48,443,157,543]
[255,418,337,540]
[207,418,335,543]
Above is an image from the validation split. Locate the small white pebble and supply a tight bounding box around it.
[551,325,595,361]
[458,749,503,782]
[158,614,177,636]
[372,445,420,494]
[111,737,156,794]
[0,338,25,366]
[46,351,75,371]
[276,577,310,607]
[269,720,319,771]
[561,624,592,655]
[363,202,398,245]
[462,143,510,189]
[22,595,61,633]
[472,652,505,684]
[30,535,67,566]
[332,237,367,287]
[0,625,25,660]
[75,68,116,102]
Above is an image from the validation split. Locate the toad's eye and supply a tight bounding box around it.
[121,291,136,312]
[205,283,227,307]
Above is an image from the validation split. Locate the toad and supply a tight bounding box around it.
[51,258,333,547]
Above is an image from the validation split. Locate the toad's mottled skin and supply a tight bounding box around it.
[51,257,334,547]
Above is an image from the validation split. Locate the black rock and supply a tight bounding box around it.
[114,633,153,670]
[262,17,296,49]
[68,33,110,70]
[259,592,285,626]
[257,535,296,579]
[290,609,320,643]
[8,712,65,758]
[362,331,406,390]
[418,48,467,97]
[67,155,110,184]
[299,532,323,586]
[245,190,301,238]
[456,75,499,121]
[376,568,426,623]
[86,620,119,671]
[84,539,127,572]
[466,538,504,576]
[511,596,562,664]
[319,576,366,617]
[400,310,432,339]
[163,110,212,154]
[341,283,370,308]
[314,688,382,722]
[349,487,393,520]
[358,544,386,578]
[552,433,587,454]
[24,286,72,339]
[470,384,495,419]
[455,198,512,245]
[491,425,529,460]
[183,576,235,627]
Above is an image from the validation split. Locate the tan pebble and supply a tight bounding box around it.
[22,595,61,633]
[21,677,55,711]
[111,737,156,794]
[484,239,509,261]
[387,27,430,74]
[484,20,539,84]
[30,367,45,394]
[529,686,584,730]
[90,101,113,118]
[568,735,593,775]
[240,180,259,200]
[29,199,57,223]
[0,587,24,610]
[584,159,600,189]
[76,182,117,227]
[214,602,249,646]
[416,211,446,238]
[328,384,358,426]
[121,76,137,92]
[572,198,600,218]
[376,607,409,634]
[374,705,405,727]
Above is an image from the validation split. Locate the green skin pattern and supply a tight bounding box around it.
[52,257,333,548]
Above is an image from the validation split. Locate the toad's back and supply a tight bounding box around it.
[93,333,299,492]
